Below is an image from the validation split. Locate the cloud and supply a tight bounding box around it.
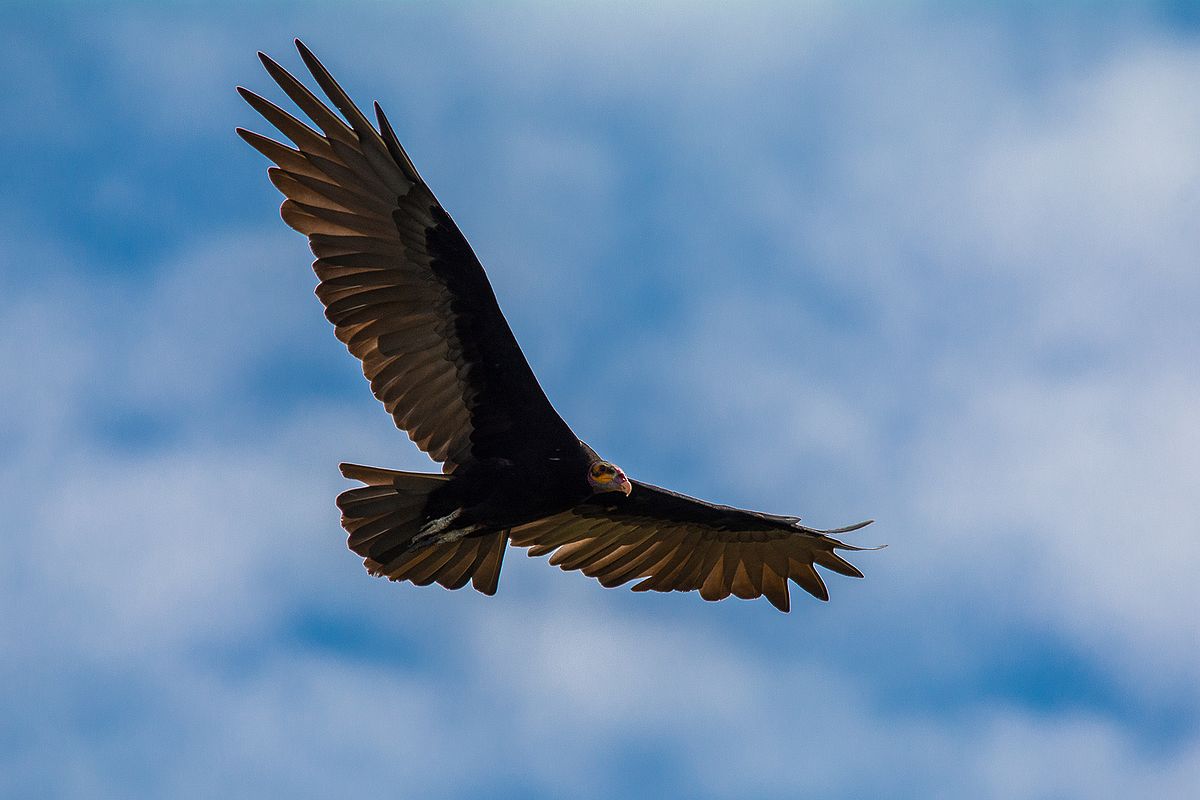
[594,8,1200,700]
[2,4,1199,798]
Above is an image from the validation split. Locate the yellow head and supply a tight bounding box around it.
[587,460,632,496]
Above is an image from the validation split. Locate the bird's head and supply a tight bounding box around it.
[587,460,632,496]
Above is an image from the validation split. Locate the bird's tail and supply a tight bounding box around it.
[336,463,508,595]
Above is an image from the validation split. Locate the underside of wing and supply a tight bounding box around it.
[510,480,875,612]
[238,40,578,472]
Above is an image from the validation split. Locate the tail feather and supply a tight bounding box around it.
[337,462,508,595]
[471,532,506,595]
[339,462,450,489]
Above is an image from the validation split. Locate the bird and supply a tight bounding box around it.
[238,39,876,613]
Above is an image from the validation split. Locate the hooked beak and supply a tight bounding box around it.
[616,473,632,496]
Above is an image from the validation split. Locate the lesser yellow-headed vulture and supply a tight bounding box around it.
[238,40,875,612]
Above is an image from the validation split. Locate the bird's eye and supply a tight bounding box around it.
[591,463,616,481]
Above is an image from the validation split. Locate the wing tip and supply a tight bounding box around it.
[295,38,326,77]
[258,50,296,84]
[825,518,874,534]
[838,542,887,553]
[373,100,423,182]
[765,593,791,613]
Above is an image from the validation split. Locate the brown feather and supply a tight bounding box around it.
[699,550,732,601]
[729,557,759,600]
[433,539,482,590]
[668,536,721,593]
[597,535,680,588]
[813,548,865,578]
[788,558,830,601]
[258,51,358,144]
[631,529,701,592]
[471,532,508,595]
[239,87,333,156]
[407,544,463,586]
[760,559,791,613]
[236,128,324,181]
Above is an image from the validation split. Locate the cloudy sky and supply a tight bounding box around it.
[3,2,1198,797]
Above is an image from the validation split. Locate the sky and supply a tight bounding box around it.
[2,2,1198,797]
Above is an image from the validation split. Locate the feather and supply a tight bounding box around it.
[347,514,412,551]
[631,529,696,592]
[550,529,623,570]
[668,536,720,592]
[258,51,357,144]
[308,233,407,260]
[760,558,791,613]
[813,548,865,578]
[788,559,830,601]
[631,530,690,589]
[236,128,324,181]
[303,149,401,203]
[597,536,678,588]
[374,101,423,182]
[238,87,332,156]
[433,539,482,590]
[294,40,411,196]
[404,544,462,586]
[280,200,356,236]
[579,525,661,578]
[282,168,392,215]
[287,199,399,238]
[295,40,387,151]
[699,550,732,601]
[729,555,759,600]
[471,532,508,595]
[373,541,441,580]
[268,168,360,214]
[327,137,411,199]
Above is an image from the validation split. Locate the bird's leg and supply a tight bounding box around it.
[420,507,463,536]
[409,508,483,550]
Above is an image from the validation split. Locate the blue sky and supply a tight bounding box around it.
[2,3,1198,797]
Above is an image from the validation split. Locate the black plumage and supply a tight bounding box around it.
[239,40,875,612]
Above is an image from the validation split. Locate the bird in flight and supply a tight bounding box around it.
[238,40,875,612]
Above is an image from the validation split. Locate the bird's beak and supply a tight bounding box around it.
[616,474,632,496]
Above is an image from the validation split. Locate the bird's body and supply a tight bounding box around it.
[420,449,598,539]
[239,40,876,612]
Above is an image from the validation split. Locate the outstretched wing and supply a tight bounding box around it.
[510,481,875,612]
[238,40,578,472]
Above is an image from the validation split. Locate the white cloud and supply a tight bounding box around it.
[604,9,1200,696]
[4,4,1200,798]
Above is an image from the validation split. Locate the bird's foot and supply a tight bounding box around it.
[419,508,463,537]
[409,509,482,550]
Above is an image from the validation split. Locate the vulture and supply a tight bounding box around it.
[238,40,876,612]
